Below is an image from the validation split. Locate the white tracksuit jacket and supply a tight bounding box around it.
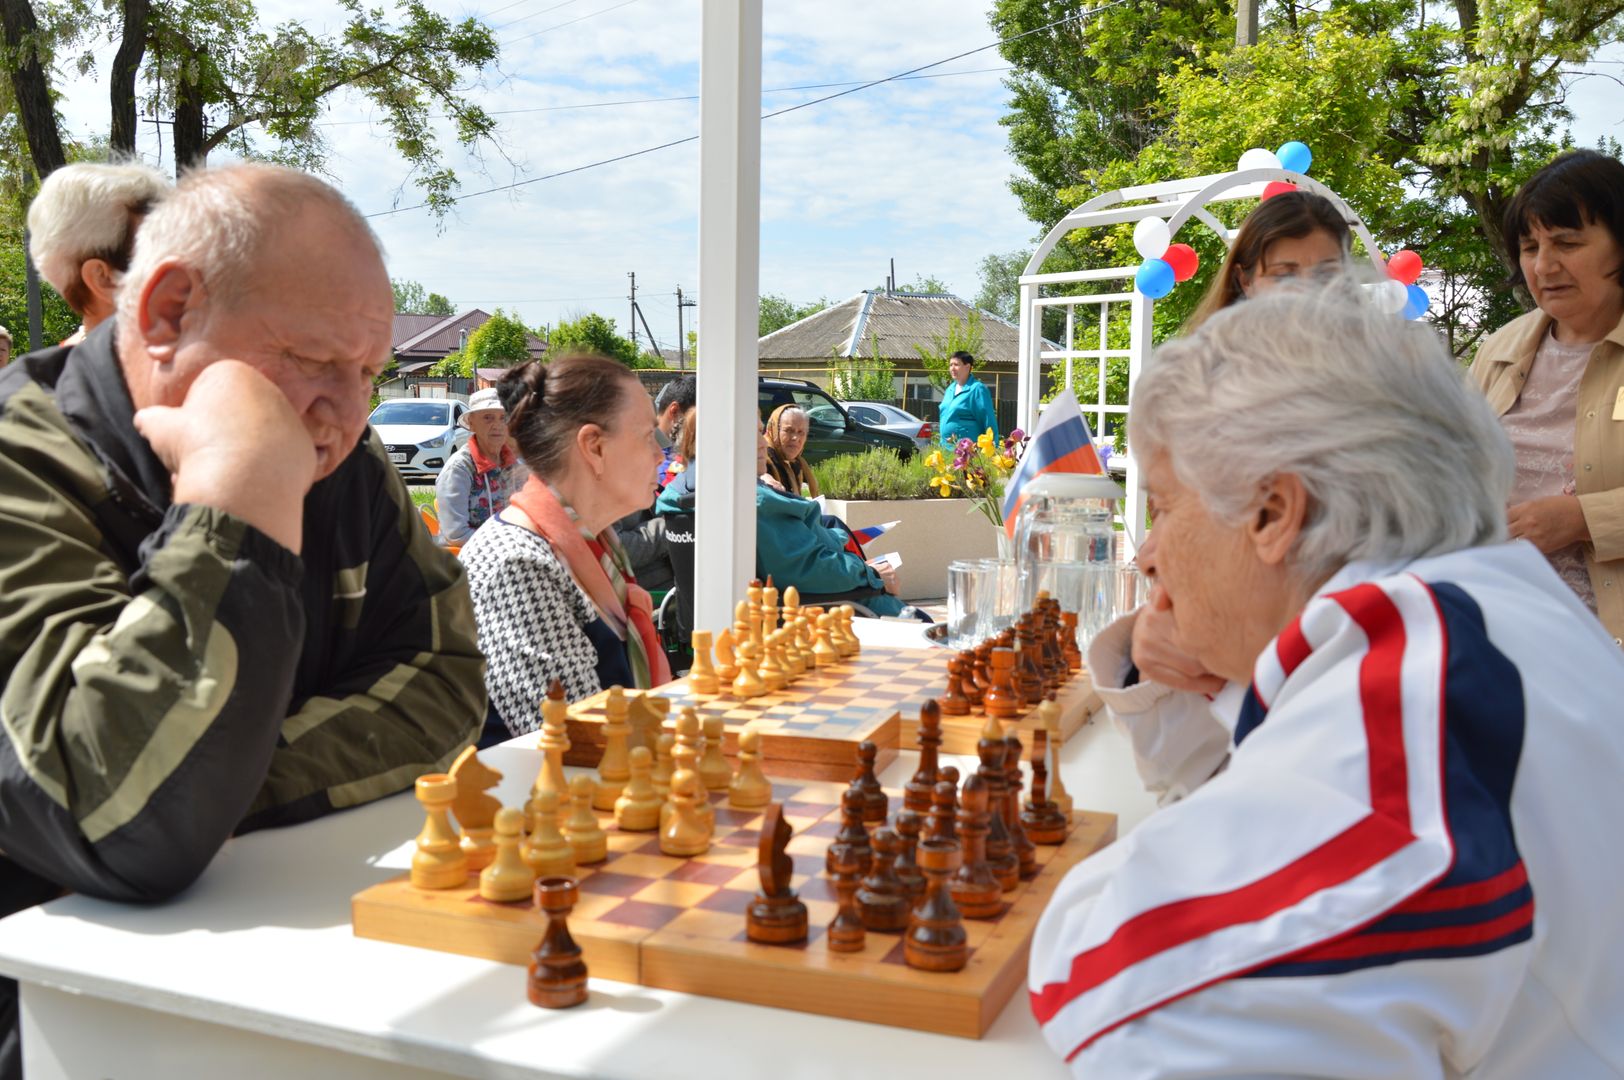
[1029,541,1624,1078]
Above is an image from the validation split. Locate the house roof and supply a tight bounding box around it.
[757,291,1030,364]
[391,310,547,362]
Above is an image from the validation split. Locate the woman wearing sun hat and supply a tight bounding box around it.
[435,387,527,546]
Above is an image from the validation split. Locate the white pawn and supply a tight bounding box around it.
[652,732,676,798]
[660,769,712,857]
[728,728,772,810]
[699,716,733,792]
[595,685,632,810]
[615,746,662,832]
[564,774,608,864]
[523,790,575,879]
[480,807,537,902]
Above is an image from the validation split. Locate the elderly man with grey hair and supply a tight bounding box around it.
[1028,283,1624,1078]
[0,164,483,1078]
[26,160,171,341]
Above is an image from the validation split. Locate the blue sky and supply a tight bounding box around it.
[51,1,1624,353]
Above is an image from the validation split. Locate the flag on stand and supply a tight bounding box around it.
[852,520,901,545]
[1001,389,1110,539]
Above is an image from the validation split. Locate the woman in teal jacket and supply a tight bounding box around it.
[655,417,907,616]
[937,350,999,447]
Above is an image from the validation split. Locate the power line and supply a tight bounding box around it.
[318,66,1012,127]
[502,0,642,46]
[363,1,1129,220]
[493,0,587,32]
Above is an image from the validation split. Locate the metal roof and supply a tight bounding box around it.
[757,290,1028,364]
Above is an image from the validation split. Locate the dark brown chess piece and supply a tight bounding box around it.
[827,840,866,953]
[956,649,986,711]
[1060,611,1083,672]
[950,775,1003,919]
[747,804,809,944]
[904,833,967,972]
[1020,730,1069,844]
[857,827,910,931]
[893,808,926,900]
[1004,732,1038,880]
[928,776,958,845]
[905,700,942,812]
[827,786,873,875]
[984,648,1021,719]
[972,643,994,699]
[853,740,887,823]
[937,656,971,716]
[1014,619,1046,704]
[528,876,589,1008]
[976,717,1017,891]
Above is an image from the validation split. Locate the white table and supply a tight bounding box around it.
[0,620,1157,1079]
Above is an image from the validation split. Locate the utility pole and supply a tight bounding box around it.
[628,271,638,354]
[676,286,697,370]
[1236,0,1257,45]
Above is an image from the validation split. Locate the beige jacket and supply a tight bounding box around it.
[1469,307,1624,645]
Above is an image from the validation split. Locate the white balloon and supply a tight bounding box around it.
[1133,216,1171,260]
[1378,279,1410,313]
[1237,147,1282,172]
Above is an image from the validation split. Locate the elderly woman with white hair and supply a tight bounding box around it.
[27,161,171,342]
[1028,283,1624,1078]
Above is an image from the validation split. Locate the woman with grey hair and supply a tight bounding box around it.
[27,161,170,342]
[1029,283,1624,1078]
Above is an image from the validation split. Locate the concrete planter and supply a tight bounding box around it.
[822,497,1003,602]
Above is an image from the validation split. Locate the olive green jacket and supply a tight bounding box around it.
[1469,307,1624,646]
[0,322,484,909]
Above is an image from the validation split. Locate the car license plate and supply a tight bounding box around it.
[389,452,408,463]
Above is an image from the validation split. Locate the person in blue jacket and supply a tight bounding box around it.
[655,415,908,617]
[937,350,999,447]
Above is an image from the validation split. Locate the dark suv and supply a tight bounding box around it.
[758,378,917,464]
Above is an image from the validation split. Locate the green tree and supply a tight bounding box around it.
[759,293,827,337]
[913,310,985,391]
[0,0,503,222]
[427,348,468,378]
[990,0,1624,355]
[464,309,531,368]
[548,312,642,368]
[827,334,896,401]
[974,250,1029,322]
[0,247,78,353]
[392,279,454,315]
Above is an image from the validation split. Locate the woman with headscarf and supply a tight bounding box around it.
[763,403,819,497]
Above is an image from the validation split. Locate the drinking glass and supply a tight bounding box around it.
[946,559,984,648]
[976,558,1021,638]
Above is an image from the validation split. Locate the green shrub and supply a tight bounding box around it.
[813,449,935,501]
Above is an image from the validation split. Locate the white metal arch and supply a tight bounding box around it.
[1015,166,1383,555]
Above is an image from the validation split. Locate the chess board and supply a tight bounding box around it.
[352,777,1116,1038]
[563,647,1103,780]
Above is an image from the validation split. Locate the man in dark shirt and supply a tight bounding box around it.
[0,163,484,1077]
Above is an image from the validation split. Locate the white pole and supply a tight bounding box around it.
[1017,281,1036,429]
[1123,293,1152,559]
[695,0,762,635]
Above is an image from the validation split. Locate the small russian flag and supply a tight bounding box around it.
[1002,389,1114,539]
[852,520,901,544]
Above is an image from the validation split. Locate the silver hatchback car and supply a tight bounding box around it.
[840,401,935,452]
[369,398,470,479]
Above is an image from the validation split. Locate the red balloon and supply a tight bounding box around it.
[1163,243,1199,283]
[1387,249,1423,285]
[1262,181,1298,200]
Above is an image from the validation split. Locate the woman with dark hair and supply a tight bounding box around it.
[1185,190,1351,329]
[763,403,819,496]
[1470,148,1624,645]
[462,355,672,737]
[937,350,1000,447]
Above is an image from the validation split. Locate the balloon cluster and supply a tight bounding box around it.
[1370,249,1430,320]
[1132,217,1200,300]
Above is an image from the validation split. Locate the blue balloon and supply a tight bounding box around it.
[1136,258,1175,299]
[1403,284,1430,320]
[1276,140,1313,174]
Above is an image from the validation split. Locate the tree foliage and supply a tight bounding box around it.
[827,335,897,402]
[913,310,985,391]
[548,312,644,368]
[974,250,1029,322]
[759,293,827,337]
[0,0,505,225]
[464,309,532,367]
[392,279,454,315]
[989,0,1624,355]
[0,247,78,353]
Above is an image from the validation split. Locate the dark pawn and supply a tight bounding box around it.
[1060,612,1083,672]
[853,739,887,823]
[984,648,1021,719]
[893,808,926,900]
[1021,729,1068,844]
[905,700,942,812]
[827,841,866,953]
[528,876,588,1009]
[904,833,967,972]
[747,804,809,944]
[928,776,959,845]
[951,775,1003,919]
[977,724,1018,892]
[857,827,910,931]
[827,786,873,875]
[957,649,986,710]
[1004,733,1038,880]
[937,656,971,716]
